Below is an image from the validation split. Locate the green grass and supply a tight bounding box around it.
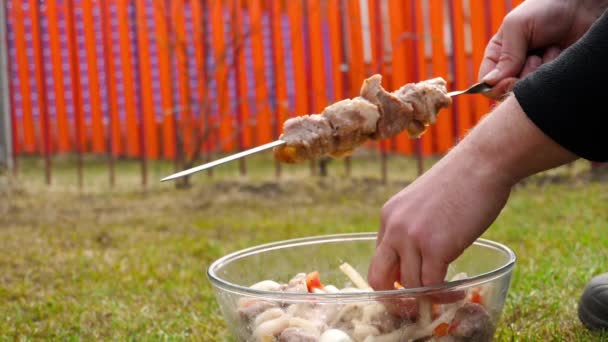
[0,154,607,340]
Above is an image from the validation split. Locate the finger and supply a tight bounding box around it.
[376,201,394,247]
[542,46,562,64]
[419,249,466,303]
[401,240,422,289]
[368,243,399,290]
[483,77,518,100]
[482,15,529,84]
[397,241,424,321]
[478,32,503,82]
[376,214,387,248]
[420,252,449,287]
[519,55,542,78]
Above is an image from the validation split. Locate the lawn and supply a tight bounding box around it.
[0,154,607,341]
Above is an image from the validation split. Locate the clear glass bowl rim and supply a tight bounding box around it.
[207,232,516,302]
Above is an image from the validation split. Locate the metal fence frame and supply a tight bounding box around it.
[0,1,12,172]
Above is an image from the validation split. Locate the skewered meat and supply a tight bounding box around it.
[274,75,452,163]
[323,98,380,157]
[273,116,334,163]
[393,77,453,137]
[359,74,415,139]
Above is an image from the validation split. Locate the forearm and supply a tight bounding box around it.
[514,9,608,162]
[439,96,577,188]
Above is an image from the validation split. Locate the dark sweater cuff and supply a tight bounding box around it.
[513,11,608,162]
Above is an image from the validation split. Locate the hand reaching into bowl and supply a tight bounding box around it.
[368,97,577,291]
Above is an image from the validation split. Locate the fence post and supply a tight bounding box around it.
[0,1,13,173]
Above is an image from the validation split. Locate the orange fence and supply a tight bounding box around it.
[4,0,520,176]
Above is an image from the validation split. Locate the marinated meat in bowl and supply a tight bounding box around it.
[207,233,516,342]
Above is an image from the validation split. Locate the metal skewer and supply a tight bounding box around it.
[447,81,492,97]
[160,82,491,182]
[160,140,285,182]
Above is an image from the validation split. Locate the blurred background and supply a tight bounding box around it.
[0,0,521,187]
[2,1,608,340]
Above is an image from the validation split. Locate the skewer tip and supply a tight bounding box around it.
[160,173,180,182]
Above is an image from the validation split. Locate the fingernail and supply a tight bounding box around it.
[482,68,501,83]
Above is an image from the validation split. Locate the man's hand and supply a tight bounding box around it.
[369,149,511,289]
[368,97,577,290]
[479,0,608,99]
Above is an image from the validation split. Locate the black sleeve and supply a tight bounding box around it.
[513,10,608,162]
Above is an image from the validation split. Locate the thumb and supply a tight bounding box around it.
[482,17,529,84]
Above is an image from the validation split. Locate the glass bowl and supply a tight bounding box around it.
[208,233,516,341]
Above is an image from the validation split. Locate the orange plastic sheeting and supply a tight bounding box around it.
[412,0,433,155]
[346,0,365,98]
[6,16,19,156]
[450,0,473,140]
[10,1,36,153]
[172,0,196,156]
[190,0,205,102]
[286,0,309,116]
[80,0,104,153]
[134,0,158,158]
[30,0,51,154]
[210,0,234,151]
[429,0,452,153]
[367,0,381,73]
[270,0,288,136]
[115,0,140,156]
[367,0,390,153]
[306,0,328,112]
[152,0,175,159]
[63,1,86,153]
[232,0,252,149]
[46,0,71,153]
[306,0,328,113]
[326,0,343,102]
[190,0,211,152]
[248,0,272,144]
[490,0,507,34]
[100,0,122,156]
[6,0,521,160]
[388,0,412,154]
[469,0,491,123]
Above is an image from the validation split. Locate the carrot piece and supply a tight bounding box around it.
[394,281,404,290]
[434,322,450,337]
[306,271,324,292]
[470,289,483,304]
